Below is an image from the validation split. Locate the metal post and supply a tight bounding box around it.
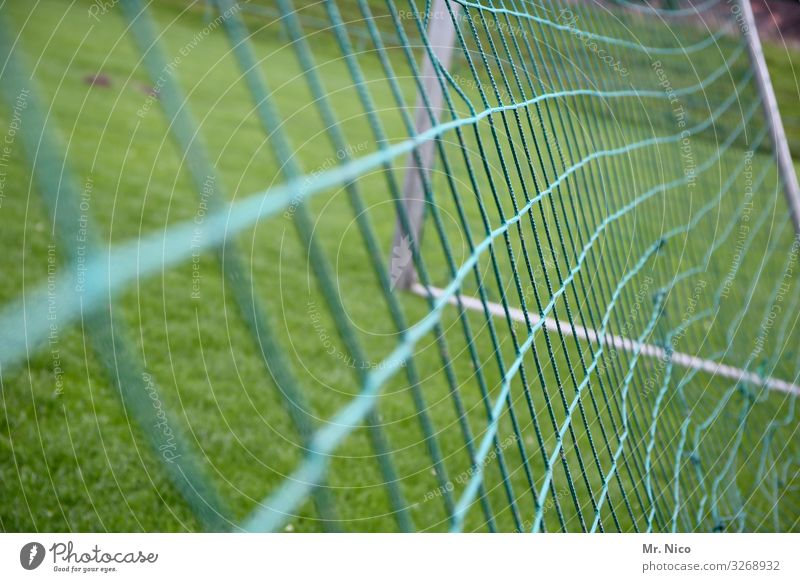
[738,0,800,233]
[390,0,460,290]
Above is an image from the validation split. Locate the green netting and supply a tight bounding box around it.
[1,0,799,532]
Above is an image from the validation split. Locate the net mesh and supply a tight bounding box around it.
[1,0,799,532]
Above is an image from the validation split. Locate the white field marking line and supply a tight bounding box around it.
[411,283,800,397]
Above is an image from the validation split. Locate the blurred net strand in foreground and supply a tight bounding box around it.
[0,0,799,532]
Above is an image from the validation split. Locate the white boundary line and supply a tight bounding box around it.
[411,283,800,397]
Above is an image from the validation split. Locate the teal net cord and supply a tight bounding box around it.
[1,0,798,532]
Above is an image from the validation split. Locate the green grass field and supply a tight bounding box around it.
[1,0,800,532]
